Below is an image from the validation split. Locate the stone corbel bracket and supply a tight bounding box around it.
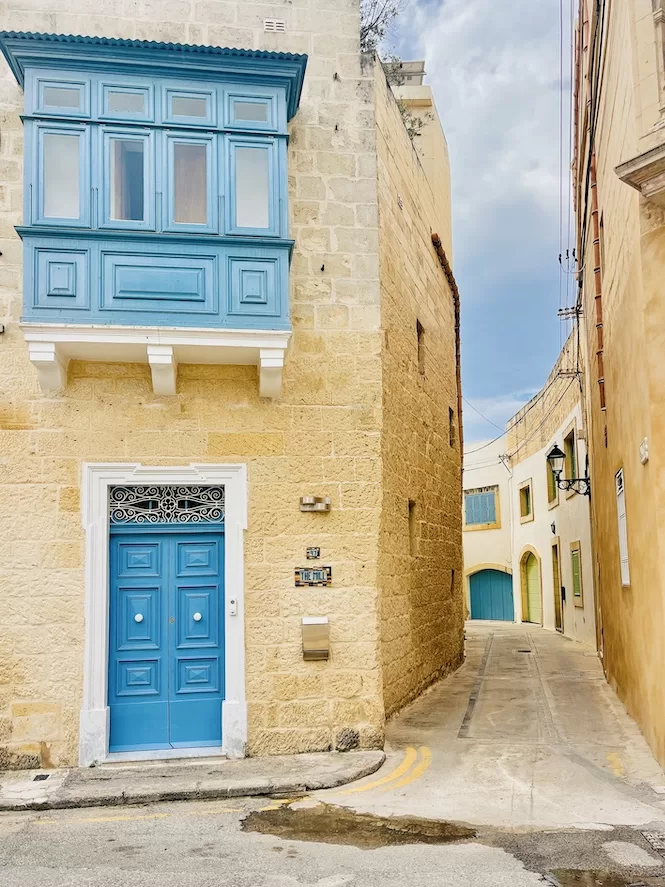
[616,142,665,206]
[21,325,291,399]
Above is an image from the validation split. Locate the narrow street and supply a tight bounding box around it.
[1,625,664,886]
[328,623,665,828]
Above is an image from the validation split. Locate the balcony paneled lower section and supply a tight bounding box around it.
[19,233,292,398]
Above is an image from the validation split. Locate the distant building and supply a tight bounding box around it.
[0,7,463,770]
[572,0,665,767]
[462,337,596,648]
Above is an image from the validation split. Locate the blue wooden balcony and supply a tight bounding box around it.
[0,31,308,398]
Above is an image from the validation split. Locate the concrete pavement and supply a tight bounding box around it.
[320,623,665,829]
[0,750,385,811]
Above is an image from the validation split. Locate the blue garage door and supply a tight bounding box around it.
[470,569,514,621]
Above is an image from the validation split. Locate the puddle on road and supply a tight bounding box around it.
[551,871,665,887]
[242,802,476,850]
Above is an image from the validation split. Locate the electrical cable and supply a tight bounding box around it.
[462,396,506,434]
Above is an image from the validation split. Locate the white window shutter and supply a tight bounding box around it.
[615,469,630,586]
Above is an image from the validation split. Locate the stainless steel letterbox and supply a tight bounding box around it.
[301,616,330,660]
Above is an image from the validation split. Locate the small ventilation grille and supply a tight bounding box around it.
[264,18,286,32]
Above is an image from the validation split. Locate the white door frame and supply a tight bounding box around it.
[79,462,248,766]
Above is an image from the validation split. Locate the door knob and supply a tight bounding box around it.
[134,613,144,623]
[193,612,202,622]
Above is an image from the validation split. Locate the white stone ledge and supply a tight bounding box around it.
[21,323,291,399]
[616,140,665,206]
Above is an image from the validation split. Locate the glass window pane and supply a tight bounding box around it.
[172,96,207,118]
[234,101,269,123]
[173,142,207,225]
[108,91,145,114]
[235,146,269,229]
[110,139,145,221]
[43,133,80,219]
[43,86,80,109]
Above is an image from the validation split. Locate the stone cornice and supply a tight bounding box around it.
[616,140,665,206]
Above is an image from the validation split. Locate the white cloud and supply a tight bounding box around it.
[463,389,538,442]
[400,0,569,283]
[396,0,572,438]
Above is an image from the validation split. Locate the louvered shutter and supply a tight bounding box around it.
[571,547,582,599]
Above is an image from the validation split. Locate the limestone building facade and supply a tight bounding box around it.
[0,1,462,768]
[572,0,665,767]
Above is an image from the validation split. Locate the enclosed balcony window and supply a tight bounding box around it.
[42,85,80,109]
[110,138,145,221]
[107,89,146,115]
[173,95,207,118]
[42,132,80,219]
[235,147,269,229]
[174,143,207,224]
[234,101,269,123]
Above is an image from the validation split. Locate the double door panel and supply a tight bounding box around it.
[109,531,224,752]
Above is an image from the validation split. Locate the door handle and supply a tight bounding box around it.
[193,612,202,622]
[134,613,144,623]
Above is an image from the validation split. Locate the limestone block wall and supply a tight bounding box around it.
[505,333,583,464]
[0,0,388,767]
[374,62,464,717]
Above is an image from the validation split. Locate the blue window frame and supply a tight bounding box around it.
[100,127,155,230]
[163,133,217,233]
[464,489,498,527]
[227,90,278,131]
[226,136,279,236]
[33,122,90,227]
[100,80,155,122]
[35,75,89,117]
[164,86,216,127]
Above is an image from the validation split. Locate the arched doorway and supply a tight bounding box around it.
[521,551,542,624]
[469,569,514,621]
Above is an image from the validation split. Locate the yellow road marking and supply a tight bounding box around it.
[388,746,432,790]
[607,751,625,777]
[334,747,419,796]
[260,798,297,811]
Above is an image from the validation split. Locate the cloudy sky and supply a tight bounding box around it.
[395,0,574,442]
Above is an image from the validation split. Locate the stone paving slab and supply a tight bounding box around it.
[0,750,385,811]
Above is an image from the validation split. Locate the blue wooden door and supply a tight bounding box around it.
[109,530,225,752]
[469,569,514,621]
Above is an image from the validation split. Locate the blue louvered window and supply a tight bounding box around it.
[464,490,498,526]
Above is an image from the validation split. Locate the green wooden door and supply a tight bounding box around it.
[524,553,542,624]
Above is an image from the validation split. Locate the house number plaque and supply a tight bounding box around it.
[295,566,332,587]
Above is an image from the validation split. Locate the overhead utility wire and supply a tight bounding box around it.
[462,396,506,434]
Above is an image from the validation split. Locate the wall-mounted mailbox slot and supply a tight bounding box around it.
[302,616,329,661]
[300,496,331,512]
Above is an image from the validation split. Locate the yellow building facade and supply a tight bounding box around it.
[0,2,462,768]
[574,0,665,766]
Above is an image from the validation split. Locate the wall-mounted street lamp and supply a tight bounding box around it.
[547,444,591,497]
